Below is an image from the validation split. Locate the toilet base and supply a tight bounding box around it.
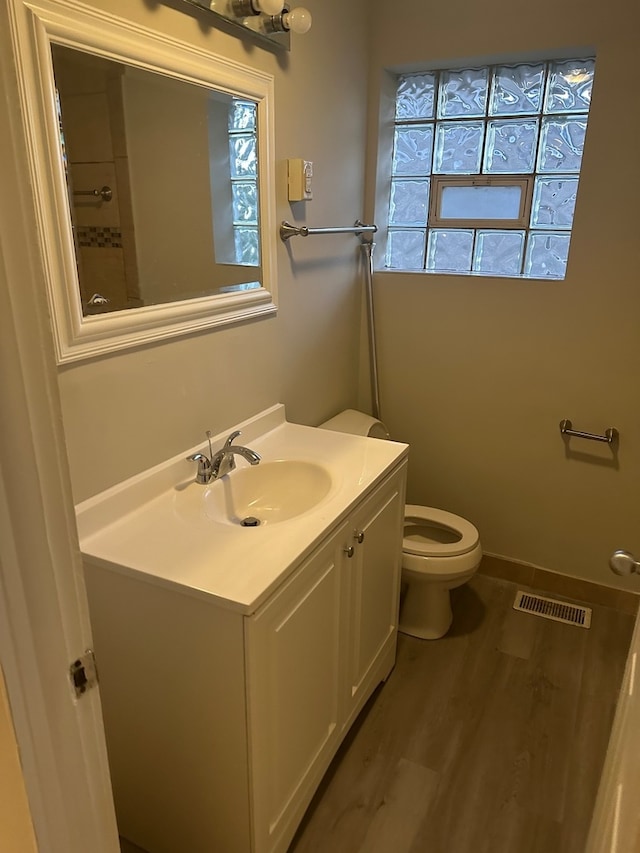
[399,581,453,640]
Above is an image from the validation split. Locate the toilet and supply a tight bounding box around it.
[319,410,482,640]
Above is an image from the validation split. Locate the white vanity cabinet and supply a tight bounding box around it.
[84,459,407,853]
[345,480,407,723]
[245,522,348,853]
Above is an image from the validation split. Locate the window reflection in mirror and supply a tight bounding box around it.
[51,45,261,316]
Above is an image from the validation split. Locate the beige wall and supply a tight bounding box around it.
[123,70,217,302]
[57,0,369,503]
[366,0,640,590]
[0,666,38,853]
[51,0,640,592]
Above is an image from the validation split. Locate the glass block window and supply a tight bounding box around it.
[385,58,595,278]
[228,99,259,265]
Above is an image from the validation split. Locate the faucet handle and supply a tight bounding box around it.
[224,430,242,448]
[186,452,213,484]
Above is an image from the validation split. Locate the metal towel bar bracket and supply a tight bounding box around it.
[559,419,619,445]
[280,219,377,242]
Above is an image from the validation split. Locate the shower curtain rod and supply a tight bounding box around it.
[280,220,377,242]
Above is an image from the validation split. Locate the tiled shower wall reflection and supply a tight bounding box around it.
[53,46,142,313]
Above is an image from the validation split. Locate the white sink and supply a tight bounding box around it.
[76,404,409,612]
[184,460,332,526]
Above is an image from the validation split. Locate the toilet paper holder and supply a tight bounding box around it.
[559,419,619,445]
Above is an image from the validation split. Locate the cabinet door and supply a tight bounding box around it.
[245,523,348,853]
[346,467,406,714]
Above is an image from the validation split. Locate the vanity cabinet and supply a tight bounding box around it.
[84,460,406,853]
[246,523,347,853]
[346,481,408,722]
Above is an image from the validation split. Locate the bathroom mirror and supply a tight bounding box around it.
[7,0,277,362]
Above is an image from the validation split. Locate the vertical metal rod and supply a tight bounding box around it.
[361,240,381,420]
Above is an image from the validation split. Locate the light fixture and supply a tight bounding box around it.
[266,6,312,33]
[230,0,283,16]
[230,0,312,35]
[181,0,309,49]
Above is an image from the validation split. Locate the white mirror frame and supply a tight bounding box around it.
[6,0,277,363]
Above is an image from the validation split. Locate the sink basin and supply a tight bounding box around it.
[77,405,409,611]
[187,460,333,526]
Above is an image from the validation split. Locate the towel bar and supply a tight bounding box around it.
[73,185,112,202]
[559,419,618,445]
[280,219,376,242]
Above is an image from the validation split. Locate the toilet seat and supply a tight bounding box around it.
[403,506,479,558]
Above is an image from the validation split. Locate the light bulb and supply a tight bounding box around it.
[282,5,312,33]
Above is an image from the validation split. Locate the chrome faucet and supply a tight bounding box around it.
[186,430,261,484]
[211,430,261,478]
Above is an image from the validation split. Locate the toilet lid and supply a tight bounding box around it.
[403,505,479,557]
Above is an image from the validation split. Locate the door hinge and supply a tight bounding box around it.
[70,649,99,698]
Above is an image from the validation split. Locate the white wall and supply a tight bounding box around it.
[57,0,370,503]
[366,0,640,590]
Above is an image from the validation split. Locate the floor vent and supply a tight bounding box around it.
[513,590,592,628]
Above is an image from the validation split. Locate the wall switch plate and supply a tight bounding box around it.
[288,158,313,201]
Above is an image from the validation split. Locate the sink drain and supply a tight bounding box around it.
[241,516,261,527]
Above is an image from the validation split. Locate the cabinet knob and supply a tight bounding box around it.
[354,530,365,544]
[344,545,355,558]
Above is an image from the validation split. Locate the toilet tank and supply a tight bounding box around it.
[319,409,390,440]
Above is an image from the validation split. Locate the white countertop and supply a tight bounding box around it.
[76,405,408,614]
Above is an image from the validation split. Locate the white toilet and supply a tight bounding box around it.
[319,410,482,640]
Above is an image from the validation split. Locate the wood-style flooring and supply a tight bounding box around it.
[119,574,634,853]
[288,574,634,853]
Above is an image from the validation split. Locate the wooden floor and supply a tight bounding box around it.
[288,574,634,853]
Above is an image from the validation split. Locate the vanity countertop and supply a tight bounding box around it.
[76,405,408,615]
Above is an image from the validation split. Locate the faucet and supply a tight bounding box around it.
[211,430,261,478]
[187,430,261,484]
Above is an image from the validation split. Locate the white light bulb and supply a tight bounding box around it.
[254,0,283,13]
[282,5,312,33]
